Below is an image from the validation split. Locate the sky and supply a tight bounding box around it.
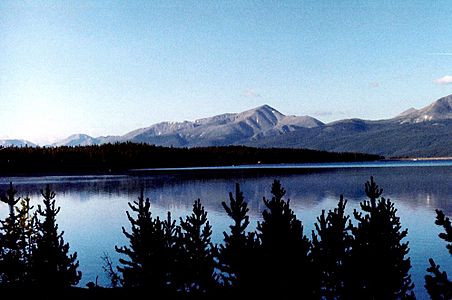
[2,0,452,144]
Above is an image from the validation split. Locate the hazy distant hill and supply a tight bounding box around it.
[53,134,100,147]
[249,119,452,157]
[52,94,452,157]
[0,139,36,147]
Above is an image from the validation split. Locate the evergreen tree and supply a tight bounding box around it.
[177,199,217,295]
[15,196,36,284]
[347,177,414,299]
[116,190,173,290]
[0,182,25,286]
[218,183,259,292]
[256,179,312,298]
[425,209,452,299]
[161,211,180,291]
[101,253,121,288]
[311,195,353,299]
[31,185,81,287]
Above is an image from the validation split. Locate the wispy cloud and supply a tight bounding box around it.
[243,89,262,98]
[435,75,452,85]
[313,110,347,117]
[428,52,452,56]
[369,81,380,88]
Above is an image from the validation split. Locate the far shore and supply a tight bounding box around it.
[389,157,452,161]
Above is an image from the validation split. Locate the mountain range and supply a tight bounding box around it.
[3,94,452,158]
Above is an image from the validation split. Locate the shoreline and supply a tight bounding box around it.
[1,157,451,178]
[388,157,452,161]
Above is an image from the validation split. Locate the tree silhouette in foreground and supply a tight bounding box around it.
[425,209,452,299]
[15,195,36,285]
[177,199,217,295]
[31,185,81,287]
[116,190,176,291]
[0,183,26,286]
[256,179,312,298]
[347,177,414,299]
[218,183,259,294]
[311,195,353,299]
[101,252,120,288]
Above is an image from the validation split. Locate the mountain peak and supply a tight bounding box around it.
[396,94,452,123]
[53,134,98,147]
[428,94,452,112]
[239,104,284,119]
[397,107,418,117]
[253,104,283,114]
[68,133,93,139]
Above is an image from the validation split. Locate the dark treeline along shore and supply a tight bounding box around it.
[0,143,381,175]
[0,178,450,299]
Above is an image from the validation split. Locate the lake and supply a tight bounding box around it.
[0,160,451,298]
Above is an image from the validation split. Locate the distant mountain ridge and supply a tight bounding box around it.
[53,105,324,148]
[0,139,36,147]
[23,94,452,157]
[53,134,101,147]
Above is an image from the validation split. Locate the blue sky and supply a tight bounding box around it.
[2,0,452,144]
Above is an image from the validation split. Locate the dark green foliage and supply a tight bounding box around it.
[347,177,414,299]
[311,195,353,299]
[161,211,181,290]
[0,183,26,286]
[1,182,20,218]
[0,143,381,175]
[177,199,217,294]
[31,185,81,287]
[434,210,452,255]
[101,253,120,288]
[256,180,312,297]
[425,210,452,299]
[14,196,36,284]
[248,118,452,157]
[218,183,259,292]
[115,190,176,290]
[425,259,452,300]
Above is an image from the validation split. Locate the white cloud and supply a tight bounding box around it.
[243,89,262,98]
[435,75,452,85]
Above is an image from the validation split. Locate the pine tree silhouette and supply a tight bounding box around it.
[425,209,452,299]
[177,199,217,295]
[0,182,26,286]
[347,177,414,299]
[31,185,81,287]
[15,196,36,285]
[101,252,121,288]
[256,179,312,298]
[1,182,20,219]
[116,189,173,291]
[311,195,352,299]
[161,211,180,291]
[218,183,259,293]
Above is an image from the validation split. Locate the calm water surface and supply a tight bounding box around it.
[0,160,451,299]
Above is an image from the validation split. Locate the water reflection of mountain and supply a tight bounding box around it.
[0,165,450,216]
